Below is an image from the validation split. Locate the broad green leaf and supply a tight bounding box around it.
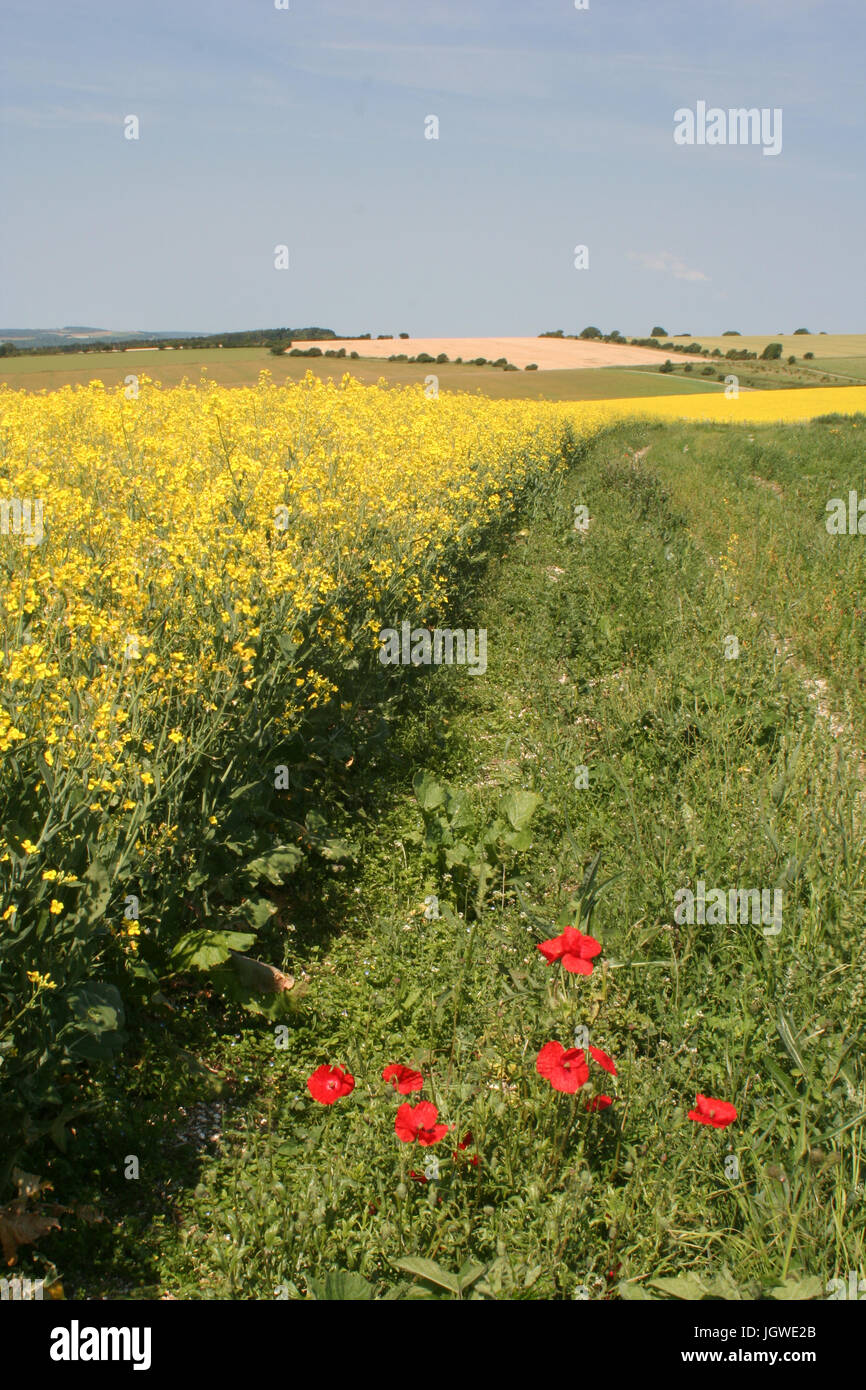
[212,965,304,1019]
[240,896,278,930]
[300,811,356,861]
[445,791,474,829]
[392,1256,461,1294]
[245,844,304,885]
[767,1276,823,1300]
[309,1271,376,1301]
[64,984,127,1060]
[501,790,540,832]
[307,832,355,862]
[413,771,446,811]
[170,928,255,971]
[705,1269,745,1301]
[66,982,124,1036]
[456,1259,487,1292]
[649,1275,710,1300]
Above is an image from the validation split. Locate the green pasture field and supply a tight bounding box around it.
[0,347,725,401]
[631,356,866,392]
[807,358,866,381]
[22,414,864,1301]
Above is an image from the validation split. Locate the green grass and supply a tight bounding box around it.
[0,348,721,400]
[804,358,866,381]
[18,417,865,1302]
[631,359,866,392]
[515,367,722,400]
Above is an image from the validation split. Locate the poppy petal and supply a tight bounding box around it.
[537,938,565,963]
[561,953,595,974]
[536,1041,565,1077]
[589,1045,617,1076]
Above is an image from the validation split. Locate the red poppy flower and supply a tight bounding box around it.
[536,1041,590,1093]
[588,1045,617,1076]
[586,1094,613,1111]
[409,1170,428,1184]
[536,925,602,975]
[395,1100,450,1146]
[452,1131,480,1165]
[382,1063,424,1094]
[307,1063,355,1104]
[688,1093,737,1129]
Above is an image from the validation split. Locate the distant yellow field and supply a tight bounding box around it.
[587,384,866,424]
[670,333,866,360]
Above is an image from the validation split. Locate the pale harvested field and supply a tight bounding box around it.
[288,336,696,370]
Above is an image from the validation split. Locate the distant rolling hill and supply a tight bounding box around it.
[0,326,342,351]
[0,327,194,347]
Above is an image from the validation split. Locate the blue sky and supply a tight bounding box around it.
[1,0,863,336]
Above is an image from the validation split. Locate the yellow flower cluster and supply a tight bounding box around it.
[26,970,57,990]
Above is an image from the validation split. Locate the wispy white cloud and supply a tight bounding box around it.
[627,251,710,283]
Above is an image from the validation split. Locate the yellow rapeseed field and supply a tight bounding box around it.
[0,371,602,899]
[592,384,866,425]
